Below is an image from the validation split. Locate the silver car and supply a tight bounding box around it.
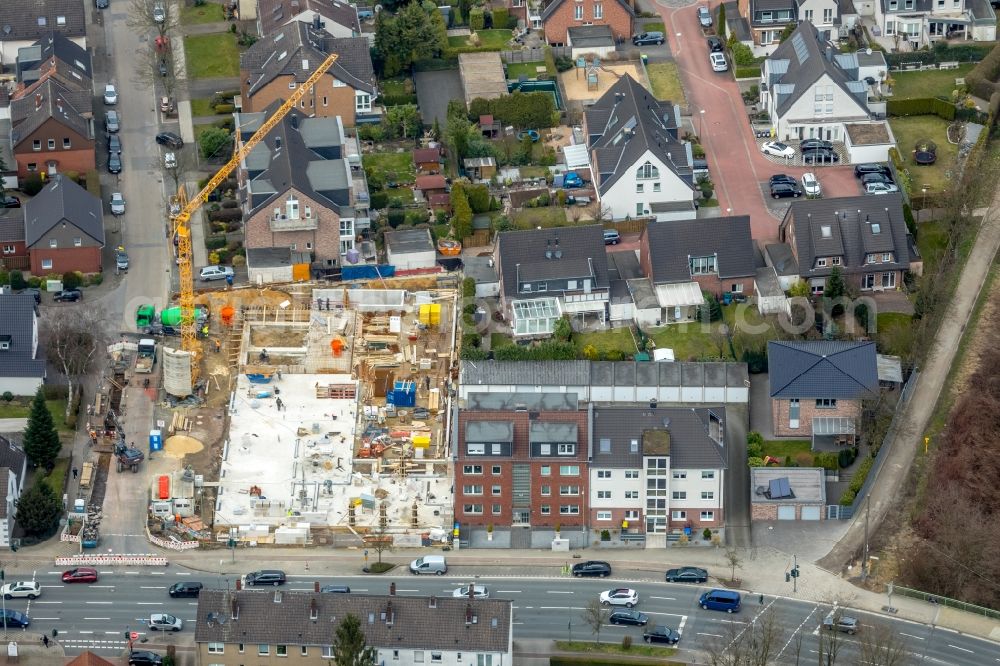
[697,6,713,27]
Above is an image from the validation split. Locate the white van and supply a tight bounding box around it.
[409,555,447,575]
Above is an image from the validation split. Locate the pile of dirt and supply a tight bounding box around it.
[164,434,204,458]
[250,326,307,347]
[195,287,293,313]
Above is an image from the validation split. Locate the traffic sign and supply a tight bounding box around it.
[130,632,139,640]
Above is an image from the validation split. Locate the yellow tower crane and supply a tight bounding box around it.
[171,53,339,389]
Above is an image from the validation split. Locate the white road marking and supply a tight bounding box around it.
[85,601,114,605]
[496,590,522,593]
[645,611,688,618]
[540,606,586,611]
[47,572,60,575]
[900,632,924,640]
[395,589,418,593]
[697,632,724,638]
[649,596,676,600]
[34,601,62,604]
[123,572,140,575]
[948,645,974,654]
[31,618,59,620]
[98,572,113,575]
[79,631,94,634]
[149,572,165,576]
[40,585,65,589]
[175,572,190,576]
[140,586,166,590]
[546,591,573,594]
[90,585,115,589]
[353,589,368,592]
[84,617,111,621]
[104,631,120,635]
[136,602,161,605]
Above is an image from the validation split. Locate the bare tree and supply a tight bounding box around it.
[705,608,782,666]
[42,306,108,420]
[132,46,185,99]
[581,599,610,645]
[363,504,393,571]
[162,145,193,191]
[725,548,743,583]
[856,622,909,666]
[126,0,178,39]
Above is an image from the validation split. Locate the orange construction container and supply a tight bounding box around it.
[158,475,170,500]
[220,305,236,326]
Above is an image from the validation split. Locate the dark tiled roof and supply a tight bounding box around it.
[413,148,441,163]
[194,589,511,653]
[10,77,92,146]
[461,361,592,386]
[764,23,867,117]
[607,250,643,280]
[541,0,634,20]
[0,209,25,243]
[460,361,748,388]
[465,392,579,411]
[568,25,615,47]
[592,405,728,469]
[496,224,609,298]
[0,437,25,478]
[257,0,361,36]
[24,175,103,248]
[0,294,45,380]
[385,228,433,254]
[768,340,878,399]
[643,216,756,283]
[0,0,85,43]
[585,75,692,196]
[242,22,374,95]
[780,194,909,277]
[764,243,799,276]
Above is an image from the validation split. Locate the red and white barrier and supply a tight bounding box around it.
[55,554,169,566]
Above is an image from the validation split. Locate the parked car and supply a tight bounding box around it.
[823,612,859,634]
[116,248,129,271]
[697,5,713,26]
[861,172,893,186]
[160,96,175,114]
[1,195,20,208]
[643,625,681,644]
[105,110,120,133]
[1,582,40,600]
[149,613,182,631]
[865,182,899,195]
[571,561,611,578]
[600,588,638,607]
[156,132,183,149]
[801,148,840,164]
[710,52,728,72]
[707,35,723,52]
[452,584,489,599]
[665,566,708,583]
[243,570,286,586]
[168,582,203,598]
[769,174,797,187]
[153,1,165,22]
[761,141,795,158]
[108,134,122,155]
[409,555,448,575]
[164,152,177,169]
[158,59,169,77]
[609,609,648,626]
[769,182,802,199]
[320,585,351,594]
[199,265,235,281]
[603,229,621,245]
[799,138,833,151]
[110,192,126,215]
[801,172,821,197]
[562,172,585,188]
[103,84,117,105]
[108,153,122,174]
[62,568,99,583]
[128,651,163,666]
[0,610,29,628]
[53,289,82,302]
[854,163,891,178]
[95,0,110,8]
[632,31,665,46]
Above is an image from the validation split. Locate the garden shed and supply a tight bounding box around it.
[384,228,436,270]
[459,52,508,107]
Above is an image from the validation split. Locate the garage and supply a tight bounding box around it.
[777,506,796,520]
[801,506,822,521]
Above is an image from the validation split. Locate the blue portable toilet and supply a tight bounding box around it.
[387,381,417,408]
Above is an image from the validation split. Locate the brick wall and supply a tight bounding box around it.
[543,0,633,45]
[29,246,102,275]
[692,274,756,298]
[751,503,825,520]
[771,397,860,437]
[244,190,343,263]
[455,409,589,528]
[0,241,28,260]
[668,506,725,530]
[241,73,360,126]
[14,119,95,179]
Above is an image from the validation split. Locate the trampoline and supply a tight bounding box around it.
[913,139,937,165]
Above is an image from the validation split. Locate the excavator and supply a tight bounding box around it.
[169,53,339,393]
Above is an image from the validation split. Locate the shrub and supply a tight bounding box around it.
[221,199,239,209]
[214,103,236,114]
[702,527,713,540]
[730,42,756,66]
[382,93,419,107]
[839,454,875,505]
[491,8,511,28]
[206,236,227,250]
[735,65,762,79]
[232,254,246,268]
[61,271,82,290]
[554,55,574,72]
[0,392,11,403]
[386,209,406,228]
[794,451,813,467]
[21,174,44,196]
[370,191,389,209]
[469,7,485,30]
[462,277,476,298]
[814,452,839,471]
[886,97,956,120]
[9,271,27,290]
[208,208,242,223]
[621,635,633,651]
[600,529,611,541]
[86,273,103,286]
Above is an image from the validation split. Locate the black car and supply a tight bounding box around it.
[128,651,163,666]
[1,195,20,208]
[609,609,649,626]
[768,174,797,187]
[321,585,351,593]
[769,182,801,199]
[571,561,611,578]
[643,625,681,645]
[245,570,286,586]
[665,566,708,583]
[108,134,122,155]
[54,289,82,302]
[707,35,724,52]
[801,149,840,164]
[632,31,665,46]
[158,59,169,77]
[168,582,203,598]
[108,153,122,173]
[0,610,29,628]
[95,0,110,7]
[156,132,184,149]
[854,162,890,178]
[861,171,893,186]
[799,138,833,151]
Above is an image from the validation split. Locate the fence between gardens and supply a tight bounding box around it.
[892,585,1000,620]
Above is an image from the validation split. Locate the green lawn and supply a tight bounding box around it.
[40,457,70,494]
[876,312,915,358]
[449,29,513,49]
[649,321,731,362]
[381,77,412,97]
[519,166,550,179]
[385,187,415,204]
[639,21,666,33]
[512,206,567,228]
[179,2,225,24]
[365,152,416,183]
[647,62,686,105]
[555,641,679,659]
[916,218,949,274]
[190,97,215,117]
[506,61,548,80]
[0,399,70,432]
[888,115,959,195]
[574,327,640,357]
[183,33,241,79]
[889,64,974,100]
[491,333,514,349]
[763,440,812,461]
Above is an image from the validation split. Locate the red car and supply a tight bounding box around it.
[62,568,99,584]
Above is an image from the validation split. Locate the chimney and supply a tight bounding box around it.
[231,598,240,620]
[384,600,394,626]
[313,13,321,29]
[826,46,833,61]
[34,93,42,110]
[389,582,396,596]
[274,590,282,603]
[291,114,299,129]
[275,136,282,149]
[468,584,475,600]
[314,581,320,593]
[236,579,242,591]
[429,596,437,609]
[465,605,474,625]
[310,598,318,620]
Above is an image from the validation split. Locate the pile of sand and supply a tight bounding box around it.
[164,435,204,459]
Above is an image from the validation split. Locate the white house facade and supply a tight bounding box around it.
[600,150,696,222]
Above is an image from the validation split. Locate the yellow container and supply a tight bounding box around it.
[418,303,441,325]
[412,434,431,447]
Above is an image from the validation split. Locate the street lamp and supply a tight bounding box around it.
[699,109,706,138]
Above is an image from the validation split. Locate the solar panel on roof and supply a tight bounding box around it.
[792,33,809,64]
[768,477,795,499]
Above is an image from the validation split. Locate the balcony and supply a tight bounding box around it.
[270,213,318,232]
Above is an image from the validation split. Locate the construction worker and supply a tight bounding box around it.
[214,339,222,353]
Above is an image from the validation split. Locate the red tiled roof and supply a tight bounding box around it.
[415,175,447,190]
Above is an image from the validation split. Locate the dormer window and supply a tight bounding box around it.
[286,197,300,220]
[816,258,827,267]
[636,162,659,180]
[832,257,841,266]
[0,336,11,351]
[56,15,66,25]
[882,252,892,262]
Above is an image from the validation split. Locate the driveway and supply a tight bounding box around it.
[414,69,463,128]
[656,3,861,240]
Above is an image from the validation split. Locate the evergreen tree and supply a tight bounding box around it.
[333,614,377,666]
[17,482,61,536]
[718,3,727,42]
[825,266,848,316]
[22,387,60,470]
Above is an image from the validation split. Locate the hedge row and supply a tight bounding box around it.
[839,453,875,506]
[735,65,761,79]
[382,93,419,107]
[964,42,1000,102]
[885,42,993,68]
[446,44,506,57]
[886,97,956,120]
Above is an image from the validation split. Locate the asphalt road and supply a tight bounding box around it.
[7,568,996,664]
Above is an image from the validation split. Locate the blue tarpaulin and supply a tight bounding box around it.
[387,380,416,407]
[342,264,395,281]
